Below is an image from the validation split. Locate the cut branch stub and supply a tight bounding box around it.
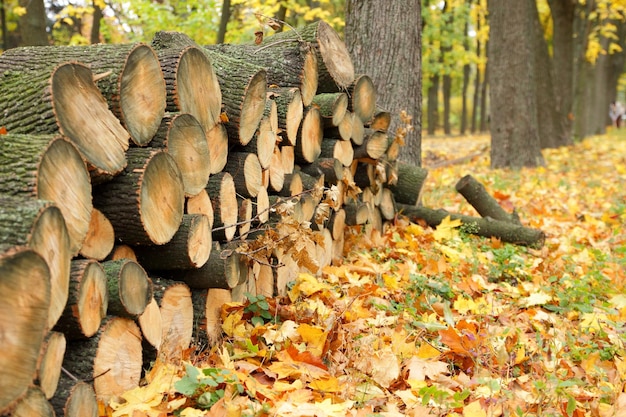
[262,20,355,92]
[151,113,211,197]
[0,247,50,415]
[0,134,92,255]
[0,63,129,181]
[93,148,185,245]
[206,41,318,106]
[0,43,166,146]
[0,198,71,330]
[103,258,153,318]
[54,259,108,340]
[204,49,267,146]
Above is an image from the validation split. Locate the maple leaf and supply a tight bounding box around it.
[404,356,449,381]
[433,216,462,242]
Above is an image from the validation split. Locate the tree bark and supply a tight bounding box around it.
[93,148,185,245]
[488,0,545,168]
[17,0,47,46]
[103,259,153,318]
[0,247,50,415]
[455,175,521,224]
[0,43,166,147]
[0,63,129,180]
[346,0,422,165]
[54,259,108,340]
[0,135,92,255]
[387,162,428,206]
[181,242,242,289]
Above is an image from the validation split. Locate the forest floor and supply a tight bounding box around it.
[109,131,626,417]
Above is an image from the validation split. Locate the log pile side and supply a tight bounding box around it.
[0,19,543,415]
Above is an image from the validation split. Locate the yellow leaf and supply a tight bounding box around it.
[12,6,27,16]
[309,376,341,392]
[297,323,327,356]
[222,309,246,337]
[433,215,462,242]
[416,343,441,359]
[463,399,487,417]
[180,407,207,417]
[520,291,552,307]
[287,273,329,301]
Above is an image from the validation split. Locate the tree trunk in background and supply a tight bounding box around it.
[217,0,231,44]
[90,0,103,44]
[442,74,452,135]
[573,1,592,139]
[427,75,439,135]
[488,0,544,168]
[460,16,470,135]
[18,0,47,45]
[345,0,423,166]
[471,18,483,134]
[547,0,576,140]
[531,0,571,148]
[479,52,489,132]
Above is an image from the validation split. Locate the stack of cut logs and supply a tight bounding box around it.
[0,21,428,416]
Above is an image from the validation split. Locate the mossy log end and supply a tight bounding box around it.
[54,259,108,340]
[103,258,153,318]
[398,204,546,248]
[0,134,92,255]
[93,148,185,246]
[0,43,166,146]
[0,63,129,179]
[0,247,50,415]
[455,174,521,224]
[0,197,71,329]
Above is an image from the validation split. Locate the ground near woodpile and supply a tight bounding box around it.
[108,131,626,417]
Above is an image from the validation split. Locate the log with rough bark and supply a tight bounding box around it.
[326,111,354,142]
[150,277,193,360]
[223,151,264,198]
[181,242,242,289]
[50,380,98,417]
[103,259,153,318]
[0,198,71,329]
[150,113,211,197]
[0,63,129,180]
[207,172,238,242]
[320,137,354,167]
[262,20,355,92]
[313,92,348,127]
[298,157,344,185]
[296,107,323,163]
[344,201,370,226]
[93,148,185,245]
[54,259,108,340]
[0,247,50,415]
[455,174,521,224]
[0,135,92,255]
[36,331,66,399]
[353,131,389,160]
[348,74,377,123]
[134,213,212,270]
[7,386,55,417]
[268,87,303,146]
[387,162,429,206]
[207,41,318,107]
[398,204,546,248]
[280,171,304,197]
[61,316,142,403]
[0,43,166,147]
[79,208,115,261]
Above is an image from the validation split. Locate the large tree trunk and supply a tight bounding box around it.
[18,0,47,46]
[345,0,423,166]
[488,0,545,168]
[427,75,440,135]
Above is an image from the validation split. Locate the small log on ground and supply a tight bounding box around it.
[348,74,377,123]
[93,148,185,245]
[388,162,429,206]
[455,174,521,224]
[103,259,153,318]
[0,43,166,147]
[54,259,108,340]
[50,381,98,417]
[296,107,323,163]
[181,242,242,290]
[8,386,54,417]
[0,198,71,329]
[150,277,193,361]
[138,297,163,350]
[79,208,115,261]
[0,135,92,255]
[62,316,142,403]
[398,204,546,248]
[36,331,66,399]
[207,172,239,242]
[262,20,355,92]
[134,213,212,270]
[0,247,50,415]
[313,92,348,127]
[151,113,211,197]
[207,42,318,106]
[223,152,263,198]
[268,87,303,146]
[0,63,129,180]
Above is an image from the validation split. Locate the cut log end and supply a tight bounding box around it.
[0,248,50,414]
[238,70,268,146]
[75,260,108,338]
[316,20,355,90]
[52,63,129,178]
[301,50,319,106]
[105,259,152,318]
[297,107,323,163]
[79,208,114,261]
[138,298,163,350]
[206,123,229,174]
[38,331,66,399]
[121,44,167,146]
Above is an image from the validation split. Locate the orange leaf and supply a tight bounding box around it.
[0,126,7,134]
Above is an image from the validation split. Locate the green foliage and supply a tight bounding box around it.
[244,293,274,326]
[175,363,244,409]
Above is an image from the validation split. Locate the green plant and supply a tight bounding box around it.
[175,364,244,409]
[244,293,275,326]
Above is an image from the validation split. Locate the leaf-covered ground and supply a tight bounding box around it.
[108,132,626,417]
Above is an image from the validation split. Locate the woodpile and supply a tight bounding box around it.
[0,19,543,416]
